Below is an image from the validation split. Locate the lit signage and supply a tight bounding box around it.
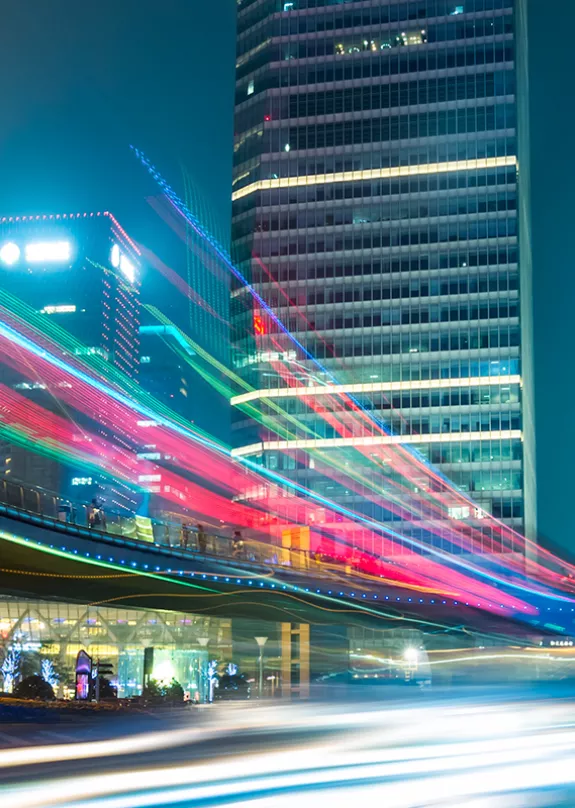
[110,243,136,283]
[41,305,76,314]
[0,240,72,265]
[71,476,93,486]
[120,255,135,283]
[26,241,71,262]
[0,242,20,266]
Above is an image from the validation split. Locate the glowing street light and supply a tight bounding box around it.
[197,637,209,703]
[0,242,20,266]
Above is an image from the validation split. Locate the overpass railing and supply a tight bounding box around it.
[0,478,334,574]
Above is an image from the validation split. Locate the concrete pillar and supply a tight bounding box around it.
[280,623,310,699]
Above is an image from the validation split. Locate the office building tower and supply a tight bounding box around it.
[230,0,534,551]
[0,211,141,509]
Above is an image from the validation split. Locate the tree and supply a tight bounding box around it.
[41,659,59,689]
[165,678,184,703]
[143,678,184,704]
[13,675,55,701]
[1,647,21,693]
[215,672,250,701]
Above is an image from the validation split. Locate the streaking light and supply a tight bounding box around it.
[0,242,20,266]
[25,241,71,263]
[111,243,120,268]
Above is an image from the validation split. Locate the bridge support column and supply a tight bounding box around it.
[280,623,310,699]
[280,527,310,569]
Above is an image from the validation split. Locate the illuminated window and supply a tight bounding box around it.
[119,255,135,283]
[74,346,109,359]
[399,30,427,46]
[448,506,470,520]
[25,241,71,263]
[247,80,255,96]
[111,244,120,268]
[40,305,76,315]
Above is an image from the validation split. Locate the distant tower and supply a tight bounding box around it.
[0,211,141,512]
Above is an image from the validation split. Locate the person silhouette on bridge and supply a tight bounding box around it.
[88,499,107,530]
[197,524,207,554]
[232,530,245,559]
[181,522,191,550]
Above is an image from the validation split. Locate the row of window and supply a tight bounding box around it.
[239,357,520,384]
[242,1,511,39]
[265,273,518,306]
[236,15,513,70]
[240,251,519,295]
[236,43,513,98]
[280,300,519,334]
[303,324,520,358]
[309,467,520,493]
[451,469,521,492]
[265,437,521,471]
[282,104,514,150]
[286,410,520,441]
[385,411,521,437]
[233,167,515,216]
[276,385,520,416]
[235,68,513,133]
[239,15,512,62]
[249,217,516,257]
[234,130,514,182]
[426,439,522,465]
[238,0,512,37]
[243,193,517,237]
[240,247,518,284]
[288,70,513,119]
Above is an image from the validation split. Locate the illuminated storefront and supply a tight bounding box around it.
[0,598,231,699]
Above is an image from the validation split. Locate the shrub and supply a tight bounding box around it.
[13,675,55,701]
[143,678,184,704]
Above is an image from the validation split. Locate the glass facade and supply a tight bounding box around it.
[231,0,533,552]
[0,598,230,699]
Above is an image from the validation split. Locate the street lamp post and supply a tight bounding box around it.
[255,636,268,699]
[197,637,209,703]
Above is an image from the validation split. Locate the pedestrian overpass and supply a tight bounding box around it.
[0,490,570,644]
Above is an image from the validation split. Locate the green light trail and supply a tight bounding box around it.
[0,529,219,594]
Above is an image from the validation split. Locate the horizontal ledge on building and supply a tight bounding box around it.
[232,156,517,201]
[232,429,523,457]
[231,374,522,406]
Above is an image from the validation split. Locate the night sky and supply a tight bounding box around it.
[0,2,573,551]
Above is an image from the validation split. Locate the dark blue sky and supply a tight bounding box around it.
[0,1,573,551]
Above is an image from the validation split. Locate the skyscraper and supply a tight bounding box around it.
[231,0,534,549]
